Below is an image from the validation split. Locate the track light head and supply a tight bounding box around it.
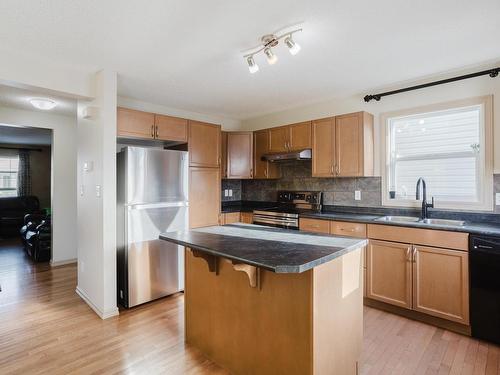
[246,56,259,74]
[285,36,301,56]
[264,47,278,65]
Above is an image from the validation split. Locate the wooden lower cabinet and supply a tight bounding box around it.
[413,246,469,325]
[299,218,330,234]
[366,240,413,309]
[189,167,220,228]
[221,212,240,225]
[240,212,253,224]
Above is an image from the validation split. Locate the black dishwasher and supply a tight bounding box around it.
[470,235,500,345]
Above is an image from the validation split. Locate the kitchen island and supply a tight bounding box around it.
[160,223,368,375]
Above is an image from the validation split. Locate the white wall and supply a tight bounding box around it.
[118,96,242,131]
[76,70,118,319]
[242,71,500,174]
[0,106,77,264]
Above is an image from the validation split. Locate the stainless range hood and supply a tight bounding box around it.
[262,148,312,162]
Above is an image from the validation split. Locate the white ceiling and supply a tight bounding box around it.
[0,0,499,120]
[0,125,52,146]
[0,85,76,116]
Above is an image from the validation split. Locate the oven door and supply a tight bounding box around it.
[252,212,299,230]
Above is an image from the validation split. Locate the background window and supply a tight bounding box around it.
[382,96,493,211]
[0,155,19,197]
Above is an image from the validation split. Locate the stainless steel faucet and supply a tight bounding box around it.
[416,178,434,220]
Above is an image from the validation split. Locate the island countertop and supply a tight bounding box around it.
[159,223,367,273]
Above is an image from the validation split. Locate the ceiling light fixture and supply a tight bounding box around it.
[284,36,301,56]
[264,47,278,65]
[246,56,259,74]
[29,98,57,110]
[242,27,302,73]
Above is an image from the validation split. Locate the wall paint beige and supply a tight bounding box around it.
[242,69,500,174]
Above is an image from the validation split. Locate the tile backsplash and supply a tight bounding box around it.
[223,160,500,213]
[241,161,381,206]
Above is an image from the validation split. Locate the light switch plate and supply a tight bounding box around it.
[354,190,361,201]
[224,189,229,197]
[229,189,233,197]
[96,185,101,198]
[496,193,500,205]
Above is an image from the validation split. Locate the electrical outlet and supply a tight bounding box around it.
[224,189,229,197]
[496,193,500,205]
[354,190,361,201]
[229,189,233,197]
[96,185,101,198]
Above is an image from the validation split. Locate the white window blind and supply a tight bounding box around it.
[387,104,483,205]
[0,155,19,197]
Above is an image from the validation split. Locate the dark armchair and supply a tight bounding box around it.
[0,196,41,238]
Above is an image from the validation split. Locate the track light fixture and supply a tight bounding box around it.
[243,27,302,73]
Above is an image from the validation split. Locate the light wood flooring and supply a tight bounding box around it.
[0,239,499,374]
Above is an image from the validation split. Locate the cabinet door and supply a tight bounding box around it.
[154,114,187,142]
[221,131,228,179]
[289,121,311,150]
[413,246,469,324]
[254,130,279,179]
[366,240,412,309]
[335,112,363,177]
[312,117,335,177]
[222,212,240,225]
[117,107,155,139]
[189,167,220,228]
[188,121,221,168]
[268,126,289,152]
[227,132,253,179]
[240,212,253,224]
[299,218,330,234]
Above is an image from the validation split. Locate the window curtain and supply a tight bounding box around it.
[17,150,31,196]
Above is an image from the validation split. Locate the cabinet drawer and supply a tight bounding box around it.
[330,221,366,238]
[367,224,468,251]
[223,212,240,225]
[240,212,253,224]
[299,218,330,234]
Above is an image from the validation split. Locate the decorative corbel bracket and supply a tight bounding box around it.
[192,250,218,274]
[231,262,260,288]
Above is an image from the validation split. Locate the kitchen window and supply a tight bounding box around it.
[0,155,19,197]
[381,96,493,211]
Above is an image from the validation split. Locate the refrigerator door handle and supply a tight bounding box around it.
[127,202,189,210]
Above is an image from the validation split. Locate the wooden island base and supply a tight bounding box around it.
[185,247,364,375]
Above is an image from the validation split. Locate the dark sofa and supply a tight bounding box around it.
[20,213,51,262]
[0,196,41,238]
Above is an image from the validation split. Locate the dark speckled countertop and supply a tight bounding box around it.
[160,223,367,273]
[222,201,500,237]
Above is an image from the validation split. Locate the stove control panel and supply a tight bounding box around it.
[277,191,322,211]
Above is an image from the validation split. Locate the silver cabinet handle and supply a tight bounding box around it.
[406,247,411,262]
[264,169,268,178]
[331,165,334,175]
[412,247,417,263]
[151,125,154,138]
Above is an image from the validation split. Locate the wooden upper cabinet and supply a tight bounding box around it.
[188,120,221,168]
[311,111,374,178]
[413,246,469,324]
[254,129,280,179]
[226,132,253,179]
[268,122,312,153]
[288,121,311,150]
[154,114,187,142]
[366,240,413,309]
[268,126,289,153]
[189,167,220,228]
[221,131,228,179]
[312,117,335,177]
[335,112,374,177]
[117,107,155,139]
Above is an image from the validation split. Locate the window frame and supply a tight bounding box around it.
[0,154,19,197]
[380,95,493,211]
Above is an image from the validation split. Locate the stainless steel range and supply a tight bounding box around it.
[253,191,322,230]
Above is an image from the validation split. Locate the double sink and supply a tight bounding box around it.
[376,216,465,227]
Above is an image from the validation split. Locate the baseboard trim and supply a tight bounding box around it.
[364,298,471,336]
[76,286,120,320]
[50,258,77,267]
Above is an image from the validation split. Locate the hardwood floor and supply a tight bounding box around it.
[0,240,499,374]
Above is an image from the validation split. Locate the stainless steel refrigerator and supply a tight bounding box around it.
[116,146,188,308]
